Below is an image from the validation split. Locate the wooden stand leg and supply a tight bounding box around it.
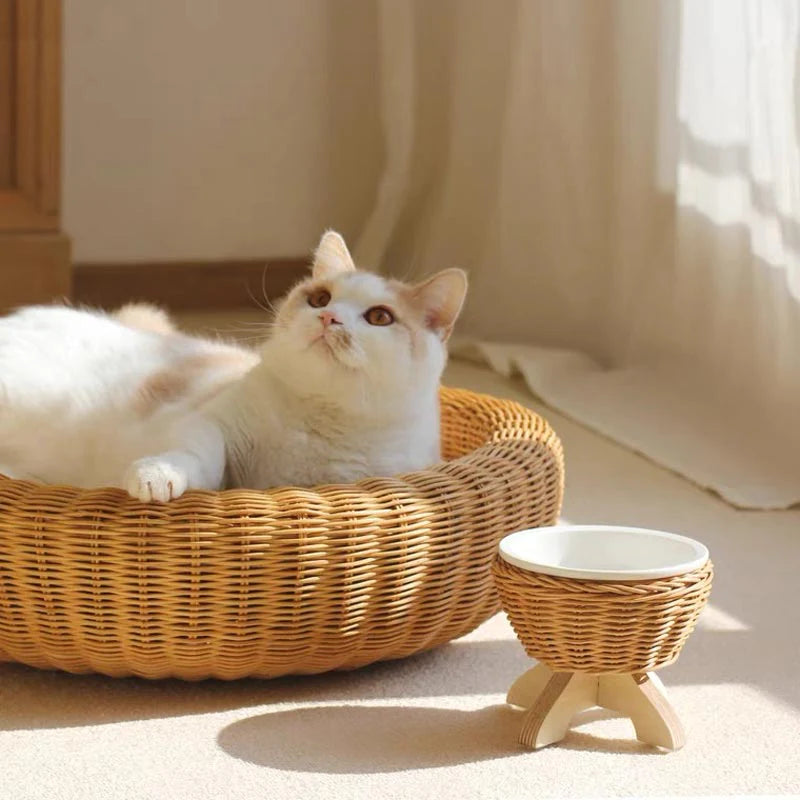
[507,663,553,708]
[518,671,598,749]
[598,672,685,751]
[507,666,685,751]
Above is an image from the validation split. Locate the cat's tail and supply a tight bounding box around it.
[113,303,176,335]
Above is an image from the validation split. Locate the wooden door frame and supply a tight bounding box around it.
[0,0,61,231]
[0,0,69,311]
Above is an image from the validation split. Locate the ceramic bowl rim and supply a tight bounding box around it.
[498,524,710,581]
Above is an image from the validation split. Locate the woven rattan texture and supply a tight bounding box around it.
[493,557,713,674]
[0,387,563,680]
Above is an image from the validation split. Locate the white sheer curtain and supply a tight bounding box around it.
[354,0,800,509]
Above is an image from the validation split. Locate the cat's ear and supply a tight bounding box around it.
[410,268,468,341]
[312,231,356,280]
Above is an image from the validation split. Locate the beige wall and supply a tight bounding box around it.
[63,1,382,263]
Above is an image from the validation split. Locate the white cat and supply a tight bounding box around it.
[0,231,467,501]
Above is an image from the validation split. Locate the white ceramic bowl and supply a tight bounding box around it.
[498,525,709,581]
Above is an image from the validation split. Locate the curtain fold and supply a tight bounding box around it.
[356,0,800,509]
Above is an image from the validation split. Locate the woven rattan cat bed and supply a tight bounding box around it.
[0,387,563,680]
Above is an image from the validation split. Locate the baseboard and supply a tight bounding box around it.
[0,233,72,313]
[72,257,310,311]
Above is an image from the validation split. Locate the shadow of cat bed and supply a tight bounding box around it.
[0,387,563,680]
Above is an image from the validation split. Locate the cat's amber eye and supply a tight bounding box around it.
[364,306,395,326]
[307,289,331,308]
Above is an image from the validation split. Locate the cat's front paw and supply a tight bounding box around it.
[125,458,188,503]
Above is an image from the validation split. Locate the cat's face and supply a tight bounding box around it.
[268,231,467,411]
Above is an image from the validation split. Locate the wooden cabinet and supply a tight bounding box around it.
[0,0,69,312]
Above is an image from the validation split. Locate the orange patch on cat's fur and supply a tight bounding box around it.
[135,350,259,417]
[114,303,176,335]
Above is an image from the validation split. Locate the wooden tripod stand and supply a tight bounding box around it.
[507,663,685,750]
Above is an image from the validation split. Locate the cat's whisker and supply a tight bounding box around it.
[213,323,276,335]
[226,335,272,343]
[260,265,280,318]
[245,278,277,318]
[397,264,417,284]
[394,248,424,284]
[219,334,274,345]
[198,326,274,346]
[203,325,272,337]
[212,318,281,332]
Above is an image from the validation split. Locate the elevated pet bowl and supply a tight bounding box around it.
[0,387,564,680]
[493,525,713,750]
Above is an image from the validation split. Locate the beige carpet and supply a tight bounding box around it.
[2,342,799,799]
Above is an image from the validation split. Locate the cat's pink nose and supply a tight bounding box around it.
[319,311,341,327]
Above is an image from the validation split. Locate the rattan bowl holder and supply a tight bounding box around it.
[493,556,713,750]
[0,387,564,681]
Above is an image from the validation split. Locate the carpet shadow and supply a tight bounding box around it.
[561,707,666,755]
[217,702,657,772]
[217,704,528,773]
